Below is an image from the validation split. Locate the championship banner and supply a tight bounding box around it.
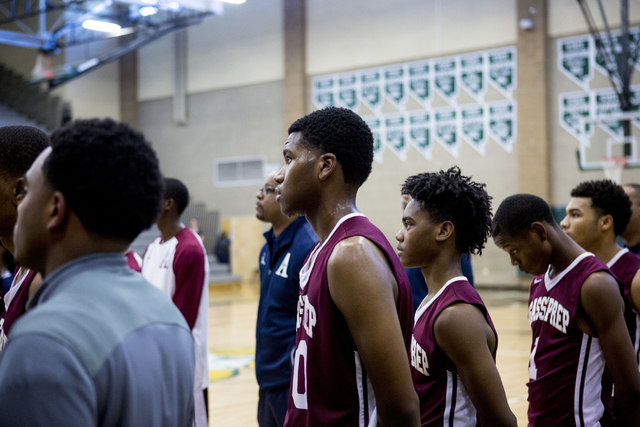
[408,60,432,108]
[433,57,458,104]
[408,111,432,160]
[558,35,592,91]
[594,28,640,81]
[360,68,384,113]
[434,107,460,157]
[460,104,487,155]
[459,52,486,102]
[384,114,410,161]
[362,115,385,164]
[594,88,624,138]
[336,73,359,111]
[488,100,516,152]
[559,91,592,139]
[488,47,516,99]
[312,75,336,109]
[384,64,408,111]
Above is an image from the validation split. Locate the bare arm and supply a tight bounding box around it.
[581,272,640,425]
[328,237,420,427]
[435,303,516,427]
[629,269,640,312]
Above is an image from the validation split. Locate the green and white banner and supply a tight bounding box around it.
[384,114,410,161]
[557,27,640,90]
[383,64,408,111]
[459,52,486,102]
[488,47,516,99]
[488,101,516,152]
[408,111,432,160]
[559,91,592,139]
[460,104,487,154]
[361,68,384,113]
[433,57,458,104]
[559,85,640,142]
[311,46,518,162]
[434,107,459,157]
[337,73,359,111]
[407,60,432,108]
[362,115,385,164]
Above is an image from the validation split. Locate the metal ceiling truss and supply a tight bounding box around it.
[0,0,221,88]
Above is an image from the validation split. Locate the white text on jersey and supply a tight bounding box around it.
[411,335,430,376]
[296,295,316,338]
[528,296,570,333]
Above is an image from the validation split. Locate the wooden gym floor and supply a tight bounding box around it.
[206,287,531,426]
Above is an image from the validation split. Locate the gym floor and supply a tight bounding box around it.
[206,286,531,426]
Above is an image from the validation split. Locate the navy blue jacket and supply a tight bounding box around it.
[256,217,317,389]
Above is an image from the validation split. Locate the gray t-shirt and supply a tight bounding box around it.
[0,253,195,426]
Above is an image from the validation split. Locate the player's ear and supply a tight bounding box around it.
[318,153,337,182]
[599,214,613,232]
[530,222,548,242]
[436,221,454,242]
[13,177,26,204]
[47,190,68,231]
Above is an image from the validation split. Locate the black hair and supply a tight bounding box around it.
[492,194,554,238]
[0,126,49,179]
[45,118,163,242]
[288,107,373,187]
[402,166,492,255]
[571,180,631,236]
[163,178,189,216]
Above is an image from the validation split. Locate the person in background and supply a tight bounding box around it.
[622,183,640,254]
[190,218,206,244]
[0,125,48,350]
[254,170,317,427]
[142,178,210,427]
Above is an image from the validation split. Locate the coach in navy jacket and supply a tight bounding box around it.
[255,171,318,427]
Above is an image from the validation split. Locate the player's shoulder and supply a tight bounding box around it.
[175,229,206,253]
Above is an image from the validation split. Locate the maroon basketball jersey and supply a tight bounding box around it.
[0,268,37,350]
[284,213,413,427]
[411,276,496,426]
[607,248,640,367]
[527,253,615,426]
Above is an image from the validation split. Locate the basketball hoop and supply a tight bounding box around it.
[602,156,627,184]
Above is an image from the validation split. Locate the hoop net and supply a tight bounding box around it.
[602,156,627,184]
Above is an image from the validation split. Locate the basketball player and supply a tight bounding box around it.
[276,107,420,426]
[142,177,210,427]
[396,168,516,426]
[0,125,48,350]
[255,170,317,427]
[493,194,640,426]
[622,183,640,254]
[560,180,640,365]
[0,119,195,425]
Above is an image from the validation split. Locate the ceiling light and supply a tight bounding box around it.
[168,2,180,9]
[82,20,122,33]
[219,0,245,3]
[139,6,158,15]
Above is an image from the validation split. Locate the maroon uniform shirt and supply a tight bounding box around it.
[411,277,496,426]
[284,213,413,427]
[607,248,640,368]
[527,253,616,426]
[0,267,37,350]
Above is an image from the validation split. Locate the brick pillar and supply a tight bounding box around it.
[517,0,549,200]
[119,36,139,129]
[283,0,306,137]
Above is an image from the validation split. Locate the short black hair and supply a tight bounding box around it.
[163,178,189,216]
[492,194,554,238]
[45,118,163,242]
[288,107,373,187]
[571,180,631,236]
[402,166,492,256]
[0,126,49,179]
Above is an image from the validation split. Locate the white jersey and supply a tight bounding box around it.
[142,228,210,391]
